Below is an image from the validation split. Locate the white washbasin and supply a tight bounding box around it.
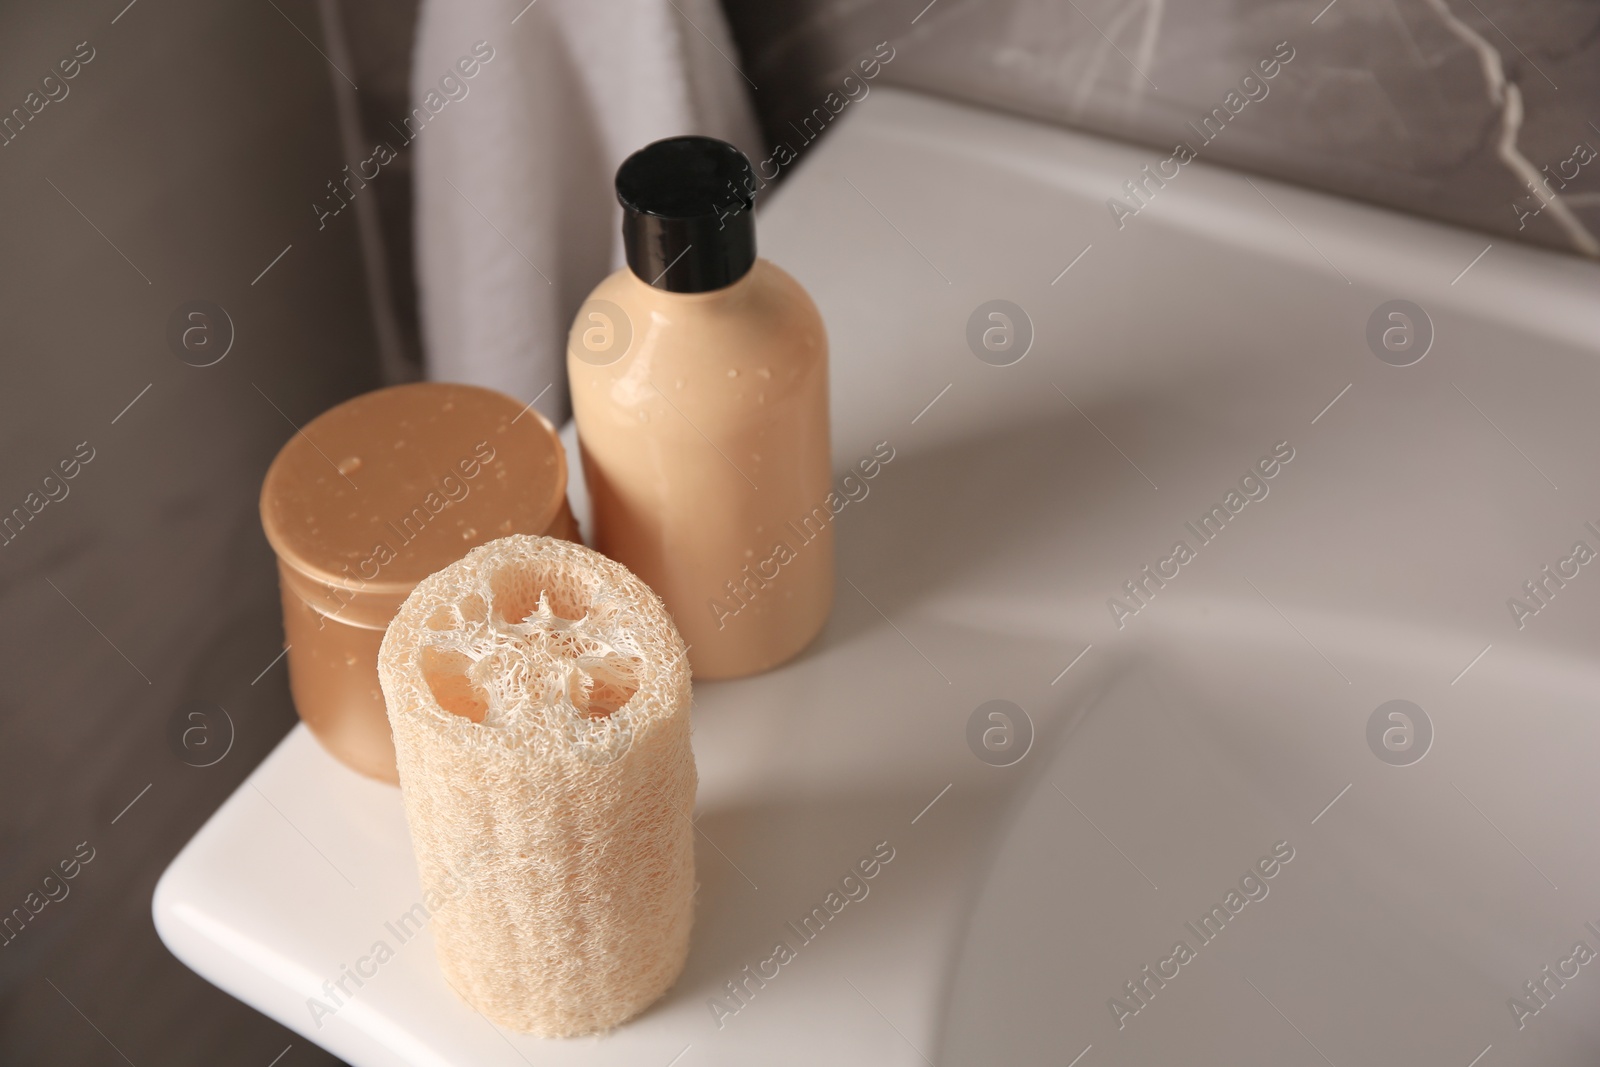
[154,87,1600,1066]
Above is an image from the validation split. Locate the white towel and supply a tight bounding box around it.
[411,0,762,424]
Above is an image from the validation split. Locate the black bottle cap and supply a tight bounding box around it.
[616,136,756,293]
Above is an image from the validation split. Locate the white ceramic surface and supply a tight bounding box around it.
[154,88,1600,1066]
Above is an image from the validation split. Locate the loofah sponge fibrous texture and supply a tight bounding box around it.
[378,534,696,1037]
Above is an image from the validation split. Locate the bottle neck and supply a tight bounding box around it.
[624,257,762,306]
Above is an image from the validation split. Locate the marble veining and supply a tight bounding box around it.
[722,0,1600,258]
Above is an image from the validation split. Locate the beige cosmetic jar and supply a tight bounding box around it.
[260,382,576,783]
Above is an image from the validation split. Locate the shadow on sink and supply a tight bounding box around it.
[630,786,1000,1034]
[804,410,1143,658]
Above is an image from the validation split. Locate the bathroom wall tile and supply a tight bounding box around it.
[722,0,1600,258]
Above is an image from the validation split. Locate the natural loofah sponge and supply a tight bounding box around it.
[377,534,696,1037]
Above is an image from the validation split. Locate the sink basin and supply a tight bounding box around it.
[155,87,1600,1066]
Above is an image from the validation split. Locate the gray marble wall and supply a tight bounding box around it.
[722,0,1600,259]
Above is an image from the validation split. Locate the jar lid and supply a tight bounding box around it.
[260,383,567,599]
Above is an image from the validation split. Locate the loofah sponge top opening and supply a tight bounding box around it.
[382,536,688,765]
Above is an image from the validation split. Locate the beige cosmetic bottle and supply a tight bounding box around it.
[568,136,833,680]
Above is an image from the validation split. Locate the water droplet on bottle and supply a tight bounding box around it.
[462,527,477,540]
[727,368,739,378]
[638,410,649,422]
[337,456,362,475]
[757,367,771,379]
[675,378,686,389]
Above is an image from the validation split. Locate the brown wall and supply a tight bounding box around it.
[0,0,383,1063]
